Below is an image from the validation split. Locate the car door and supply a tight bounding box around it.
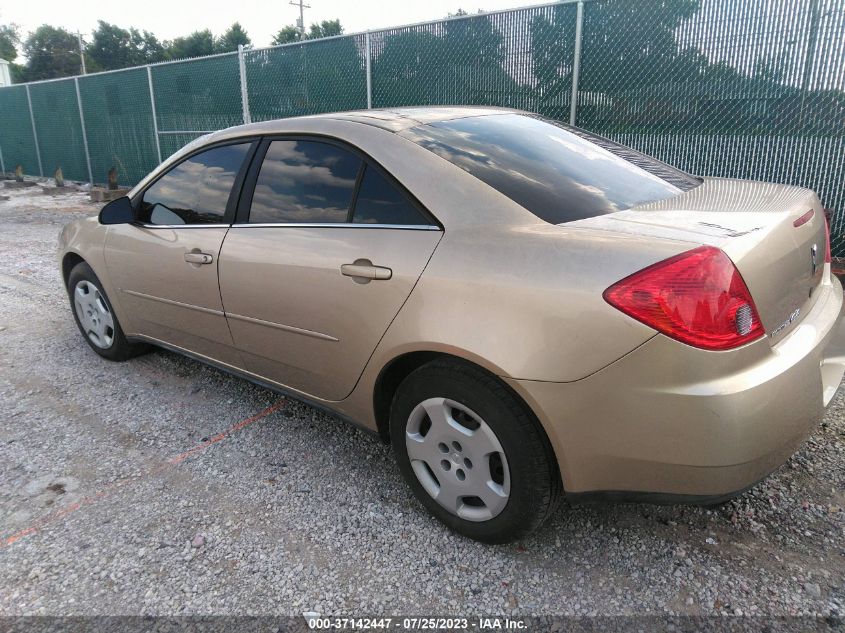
[218,137,443,401]
[104,141,255,367]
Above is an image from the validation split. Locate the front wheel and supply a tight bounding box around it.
[390,359,561,543]
[67,261,148,361]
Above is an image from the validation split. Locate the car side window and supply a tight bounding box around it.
[249,140,361,224]
[139,143,250,225]
[351,165,429,226]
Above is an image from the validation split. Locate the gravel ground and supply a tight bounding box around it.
[0,181,843,619]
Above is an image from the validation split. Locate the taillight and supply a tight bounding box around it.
[603,246,765,351]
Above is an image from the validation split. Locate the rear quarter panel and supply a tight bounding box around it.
[355,222,695,387]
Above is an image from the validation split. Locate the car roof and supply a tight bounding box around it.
[322,106,522,132]
[221,106,523,136]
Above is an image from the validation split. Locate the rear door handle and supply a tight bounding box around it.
[184,252,214,265]
[341,259,392,282]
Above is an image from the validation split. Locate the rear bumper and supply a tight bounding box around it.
[507,271,845,498]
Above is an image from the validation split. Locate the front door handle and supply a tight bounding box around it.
[341,259,392,283]
[184,252,214,265]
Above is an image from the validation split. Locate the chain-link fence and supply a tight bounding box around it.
[27,78,89,182]
[246,34,368,120]
[1,0,844,252]
[77,67,158,185]
[0,85,41,176]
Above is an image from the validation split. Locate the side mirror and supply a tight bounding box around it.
[98,196,135,225]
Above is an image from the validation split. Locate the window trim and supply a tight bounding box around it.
[346,161,367,223]
[235,134,442,230]
[131,137,260,229]
[232,223,441,231]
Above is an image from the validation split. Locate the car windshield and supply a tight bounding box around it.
[400,113,701,224]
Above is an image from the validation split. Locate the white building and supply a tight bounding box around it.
[0,59,11,86]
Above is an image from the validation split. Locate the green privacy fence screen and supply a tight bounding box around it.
[78,67,159,186]
[0,85,40,176]
[1,0,844,253]
[245,34,368,120]
[28,78,89,182]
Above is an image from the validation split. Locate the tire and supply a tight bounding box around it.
[390,358,562,543]
[67,261,148,362]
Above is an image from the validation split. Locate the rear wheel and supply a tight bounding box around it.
[390,358,561,543]
[67,261,148,361]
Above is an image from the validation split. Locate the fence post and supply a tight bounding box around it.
[74,77,94,186]
[569,1,584,126]
[24,84,44,177]
[146,66,163,165]
[238,45,252,124]
[365,31,373,109]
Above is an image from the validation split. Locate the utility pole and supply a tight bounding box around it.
[77,31,87,75]
[289,0,311,40]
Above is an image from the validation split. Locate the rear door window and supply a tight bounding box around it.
[351,165,430,226]
[249,140,361,224]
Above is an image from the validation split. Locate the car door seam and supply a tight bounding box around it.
[216,225,250,368]
[339,230,446,401]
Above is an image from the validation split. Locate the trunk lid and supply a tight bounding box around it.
[570,177,828,344]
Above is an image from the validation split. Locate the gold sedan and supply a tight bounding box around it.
[58,107,845,542]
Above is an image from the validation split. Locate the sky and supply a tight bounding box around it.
[1,0,537,49]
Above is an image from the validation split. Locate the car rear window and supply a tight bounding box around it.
[399,113,701,224]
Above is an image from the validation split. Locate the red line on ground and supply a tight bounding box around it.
[1,399,286,548]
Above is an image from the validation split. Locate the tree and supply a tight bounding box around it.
[251,19,361,120]
[372,11,516,108]
[87,21,132,70]
[529,6,574,105]
[307,19,343,39]
[23,25,87,80]
[0,24,20,62]
[530,0,703,100]
[10,64,25,82]
[272,26,300,45]
[272,19,342,45]
[215,22,251,53]
[166,29,215,59]
[132,29,166,64]
[0,24,23,82]
[87,21,165,71]
[579,0,702,93]
[305,33,364,113]
[443,11,503,68]
[372,31,449,106]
